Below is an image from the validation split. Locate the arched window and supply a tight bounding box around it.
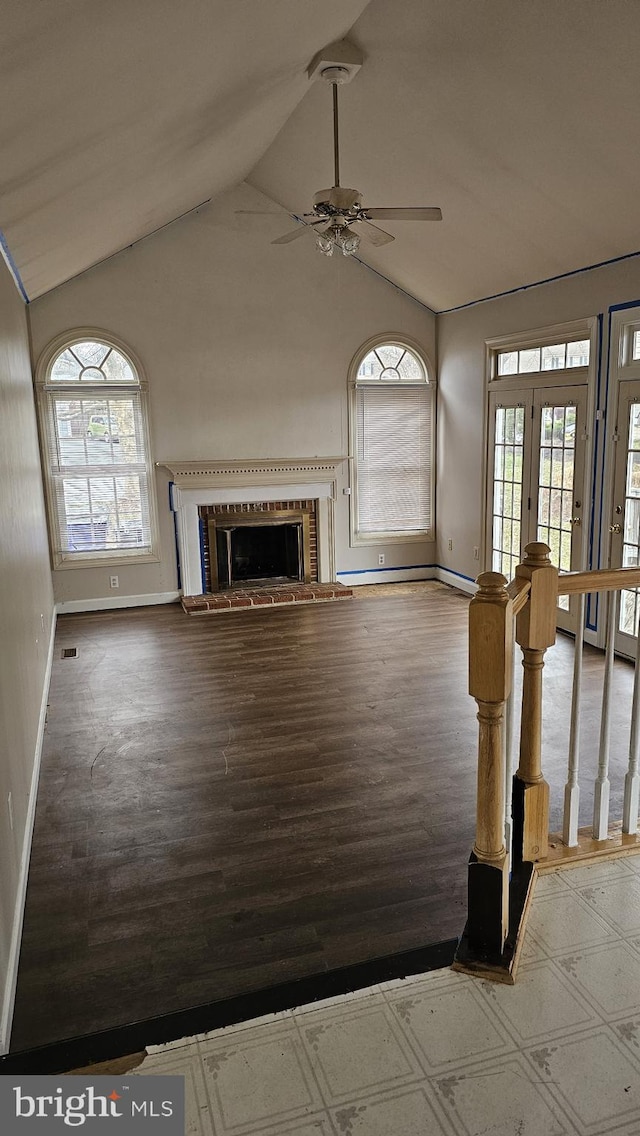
[37,332,157,565]
[349,338,435,543]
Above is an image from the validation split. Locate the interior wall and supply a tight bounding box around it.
[437,255,640,587]
[0,255,55,1049]
[29,182,437,604]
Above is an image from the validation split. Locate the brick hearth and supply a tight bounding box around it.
[181,581,353,615]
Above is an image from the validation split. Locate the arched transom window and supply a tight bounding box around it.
[357,343,426,382]
[350,339,434,543]
[37,334,157,565]
[49,340,137,384]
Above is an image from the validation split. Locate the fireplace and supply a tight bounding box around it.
[160,458,344,598]
[208,507,312,590]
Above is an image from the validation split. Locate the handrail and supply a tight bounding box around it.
[506,576,531,615]
[558,566,640,595]
[458,542,640,981]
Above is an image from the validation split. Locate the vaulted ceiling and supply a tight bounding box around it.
[0,0,369,300]
[3,0,640,310]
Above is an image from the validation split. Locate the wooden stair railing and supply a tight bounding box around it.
[512,543,557,866]
[465,570,513,958]
[455,543,640,983]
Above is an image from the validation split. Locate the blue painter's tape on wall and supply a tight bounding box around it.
[0,229,29,303]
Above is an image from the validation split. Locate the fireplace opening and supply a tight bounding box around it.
[205,505,314,592]
[216,522,303,589]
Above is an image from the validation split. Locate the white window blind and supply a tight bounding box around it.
[355,383,433,535]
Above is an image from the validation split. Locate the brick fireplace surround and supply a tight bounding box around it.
[199,499,318,593]
[160,459,348,608]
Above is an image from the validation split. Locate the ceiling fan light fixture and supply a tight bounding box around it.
[316,229,335,256]
[339,229,360,256]
[315,224,360,258]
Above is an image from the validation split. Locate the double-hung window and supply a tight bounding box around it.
[37,333,157,566]
[350,339,434,544]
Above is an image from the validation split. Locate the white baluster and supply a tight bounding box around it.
[623,605,640,834]
[593,591,617,840]
[563,593,585,846]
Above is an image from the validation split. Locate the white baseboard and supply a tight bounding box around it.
[336,565,480,591]
[1,606,57,1055]
[336,566,436,587]
[435,567,478,595]
[57,591,181,614]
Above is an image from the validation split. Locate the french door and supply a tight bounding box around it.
[488,385,588,632]
[610,381,640,656]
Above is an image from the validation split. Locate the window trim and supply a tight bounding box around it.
[35,328,160,570]
[348,333,436,547]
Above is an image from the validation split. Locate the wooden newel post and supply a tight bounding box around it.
[467,571,513,956]
[513,542,557,863]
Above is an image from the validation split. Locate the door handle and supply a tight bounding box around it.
[570,517,581,526]
[609,523,622,534]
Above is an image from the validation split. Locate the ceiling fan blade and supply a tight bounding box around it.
[272,220,325,243]
[352,219,395,247]
[235,210,286,215]
[271,221,326,245]
[364,207,443,221]
[271,226,311,245]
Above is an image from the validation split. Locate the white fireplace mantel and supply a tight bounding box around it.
[158,458,346,596]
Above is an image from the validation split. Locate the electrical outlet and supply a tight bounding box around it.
[109,575,119,589]
[448,539,453,551]
[473,546,479,560]
[8,792,13,832]
[378,554,385,565]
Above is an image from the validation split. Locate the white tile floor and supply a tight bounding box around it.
[132,856,640,1135]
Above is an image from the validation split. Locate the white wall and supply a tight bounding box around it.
[0,256,55,1051]
[29,183,437,604]
[437,256,640,587]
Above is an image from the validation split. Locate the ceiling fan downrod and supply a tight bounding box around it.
[321,65,350,189]
[333,82,340,188]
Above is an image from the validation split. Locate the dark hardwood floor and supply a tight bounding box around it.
[10,583,635,1050]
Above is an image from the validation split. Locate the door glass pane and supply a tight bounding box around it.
[620,402,640,636]
[492,406,525,579]
[537,404,576,610]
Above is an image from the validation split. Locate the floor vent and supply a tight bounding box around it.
[61,647,77,659]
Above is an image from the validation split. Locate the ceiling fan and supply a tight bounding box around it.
[238,65,442,257]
